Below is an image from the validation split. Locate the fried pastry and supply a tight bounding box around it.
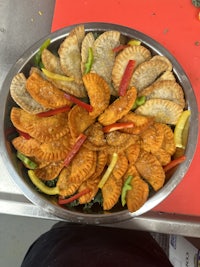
[33,133,72,162]
[10,73,49,114]
[135,99,183,125]
[58,31,82,84]
[98,86,137,125]
[41,48,65,75]
[139,80,185,108]
[108,153,128,181]
[68,105,95,139]
[10,107,37,133]
[81,32,95,74]
[140,123,164,153]
[68,147,97,183]
[125,143,141,164]
[57,166,81,197]
[26,72,71,109]
[34,161,64,180]
[12,136,41,157]
[126,175,149,212]
[130,59,169,91]
[26,112,70,142]
[102,173,123,210]
[118,112,154,135]
[112,45,151,91]
[83,73,111,118]
[135,149,165,191]
[91,30,121,94]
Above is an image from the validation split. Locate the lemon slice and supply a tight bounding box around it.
[174,110,191,149]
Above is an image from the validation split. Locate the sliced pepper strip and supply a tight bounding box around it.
[28,170,59,195]
[17,151,38,169]
[17,129,31,140]
[98,153,118,189]
[63,133,87,167]
[119,60,135,96]
[64,93,93,112]
[103,122,134,133]
[84,47,94,74]
[37,105,71,117]
[163,155,186,172]
[113,44,130,53]
[58,188,91,205]
[34,38,51,67]
[41,68,74,82]
[121,175,133,206]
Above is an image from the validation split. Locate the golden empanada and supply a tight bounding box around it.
[98,86,137,126]
[126,175,149,212]
[102,173,123,210]
[34,161,64,180]
[83,73,111,118]
[118,112,154,135]
[135,149,165,191]
[10,73,49,114]
[68,105,95,139]
[68,147,97,183]
[26,72,71,109]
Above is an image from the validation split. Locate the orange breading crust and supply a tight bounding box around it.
[26,112,70,142]
[68,147,97,184]
[10,107,36,133]
[68,105,95,139]
[12,136,41,157]
[98,86,137,126]
[102,173,123,210]
[126,176,149,212]
[118,112,154,135]
[26,72,71,109]
[125,143,141,164]
[57,166,81,197]
[108,153,128,180]
[83,73,111,118]
[34,161,64,181]
[135,149,165,191]
[33,134,72,162]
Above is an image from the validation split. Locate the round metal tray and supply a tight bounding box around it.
[0,22,198,224]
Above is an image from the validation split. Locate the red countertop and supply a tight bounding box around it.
[51,0,200,216]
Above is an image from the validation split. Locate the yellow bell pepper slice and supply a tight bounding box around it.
[174,110,191,149]
[28,170,59,195]
[127,39,141,46]
[98,153,118,189]
[41,68,74,82]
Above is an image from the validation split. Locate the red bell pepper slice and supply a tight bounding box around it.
[17,129,31,140]
[119,60,135,96]
[37,105,71,117]
[103,122,134,133]
[113,44,130,53]
[163,155,186,172]
[63,133,87,167]
[64,93,93,112]
[58,188,91,205]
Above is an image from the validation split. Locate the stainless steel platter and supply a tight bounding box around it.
[0,22,198,224]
